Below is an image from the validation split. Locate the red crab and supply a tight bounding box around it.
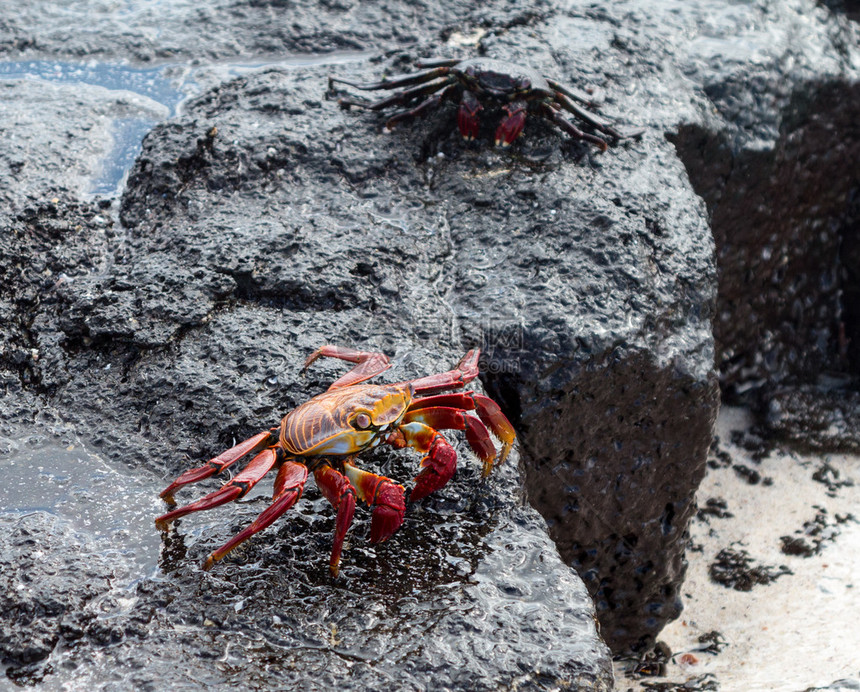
[155,346,515,576]
[330,57,641,150]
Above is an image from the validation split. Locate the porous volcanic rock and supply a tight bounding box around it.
[668,2,860,448]
[105,46,717,652]
[1,60,615,691]
[0,512,115,684]
[8,0,856,679]
[1,1,720,669]
[0,0,541,62]
[0,79,166,212]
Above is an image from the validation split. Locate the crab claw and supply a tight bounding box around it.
[495,100,528,147]
[457,91,482,141]
[403,391,516,476]
[369,481,407,543]
[408,428,458,502]
[344,462,406,543]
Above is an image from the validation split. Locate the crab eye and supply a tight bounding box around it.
[518,78,531,90]
[354,413,372,430]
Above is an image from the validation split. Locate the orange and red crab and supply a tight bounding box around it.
[155,346,515,576]
[329,57,641,150]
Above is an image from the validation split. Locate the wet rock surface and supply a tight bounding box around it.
[0,0,521,61]
[1,29,619,686]
[2,0,859,687]
[0,513,114,682]
[44,48,715,657]
[0,79,167,211]
[766,384,860,453]
[668,6,860,448]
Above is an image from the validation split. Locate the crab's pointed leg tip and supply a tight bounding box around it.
[202,555,216,571]
[302,350,321,370]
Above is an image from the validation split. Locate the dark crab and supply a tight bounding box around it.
[329,57,641,151]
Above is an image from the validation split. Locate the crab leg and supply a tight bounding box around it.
[336,78,455,114]
[402,406,496,476]
[342,461,406,543]
[415,58,463,69]
[159,429,277,503]
[330,66,450,92]
[303,345,391,390]
[202,460,308,570]
[314,462,357,576]
[155,446,282,530]
[540,103,609,151]
[551,90,620,133]
[407,391,515,468]
[402,349,481,396]
[390,421,458,501]
[328,68,450,91]
[546,79,602,108]
[385,83,459,130]
[551,92,643,141]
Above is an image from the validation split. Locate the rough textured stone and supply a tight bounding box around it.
[766,385,860,453]
[674,81,860,394]
[95,49,715,652]
[5,0,858,683]
[0,513,114,682]
[1,57,617,689]
[0,79,166,211]
[666,2,860,449]
[2,0,719,668]
[0,0,540,62]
